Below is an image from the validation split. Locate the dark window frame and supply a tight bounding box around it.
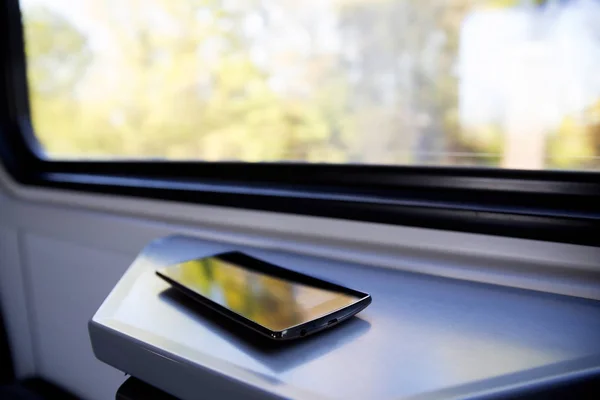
[1,0,599,246]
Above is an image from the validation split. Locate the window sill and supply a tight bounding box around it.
[90,235,600,400]
[1,165,600,302]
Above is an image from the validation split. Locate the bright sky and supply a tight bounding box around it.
[460,0,600,127]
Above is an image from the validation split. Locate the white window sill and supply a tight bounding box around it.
[90,235,600,400]
[1,166,599,302]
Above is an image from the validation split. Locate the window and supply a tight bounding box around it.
[19,0,600,170]
[1,0,599,246]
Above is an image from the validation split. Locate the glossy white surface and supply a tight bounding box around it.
[94,236,600,399]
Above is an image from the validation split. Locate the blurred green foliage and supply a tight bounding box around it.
[547,100,600,169]
[22,0,600,169]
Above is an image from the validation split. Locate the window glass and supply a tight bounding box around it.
[21,0,600,170]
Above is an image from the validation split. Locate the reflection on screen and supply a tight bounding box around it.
[159,255,360,331]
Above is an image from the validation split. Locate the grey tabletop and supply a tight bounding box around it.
[92,235,600,400]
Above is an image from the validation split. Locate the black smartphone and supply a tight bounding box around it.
[155,251,371,340]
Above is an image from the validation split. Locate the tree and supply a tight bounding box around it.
[24,6,92,155]
[548,100,600,170]
[23,0,599,169]
[23,0,347,161]
[337,0,478,165]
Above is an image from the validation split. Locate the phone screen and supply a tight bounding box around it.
[158,254,361,331]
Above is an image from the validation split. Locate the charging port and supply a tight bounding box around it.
[328,318,338,325]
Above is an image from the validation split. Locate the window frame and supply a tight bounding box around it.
[1,0,599,246]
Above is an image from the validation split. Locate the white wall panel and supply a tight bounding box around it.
[24,233,132,400]
[0,227,35,378]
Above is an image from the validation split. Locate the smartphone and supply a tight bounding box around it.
[155,251,371,340]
